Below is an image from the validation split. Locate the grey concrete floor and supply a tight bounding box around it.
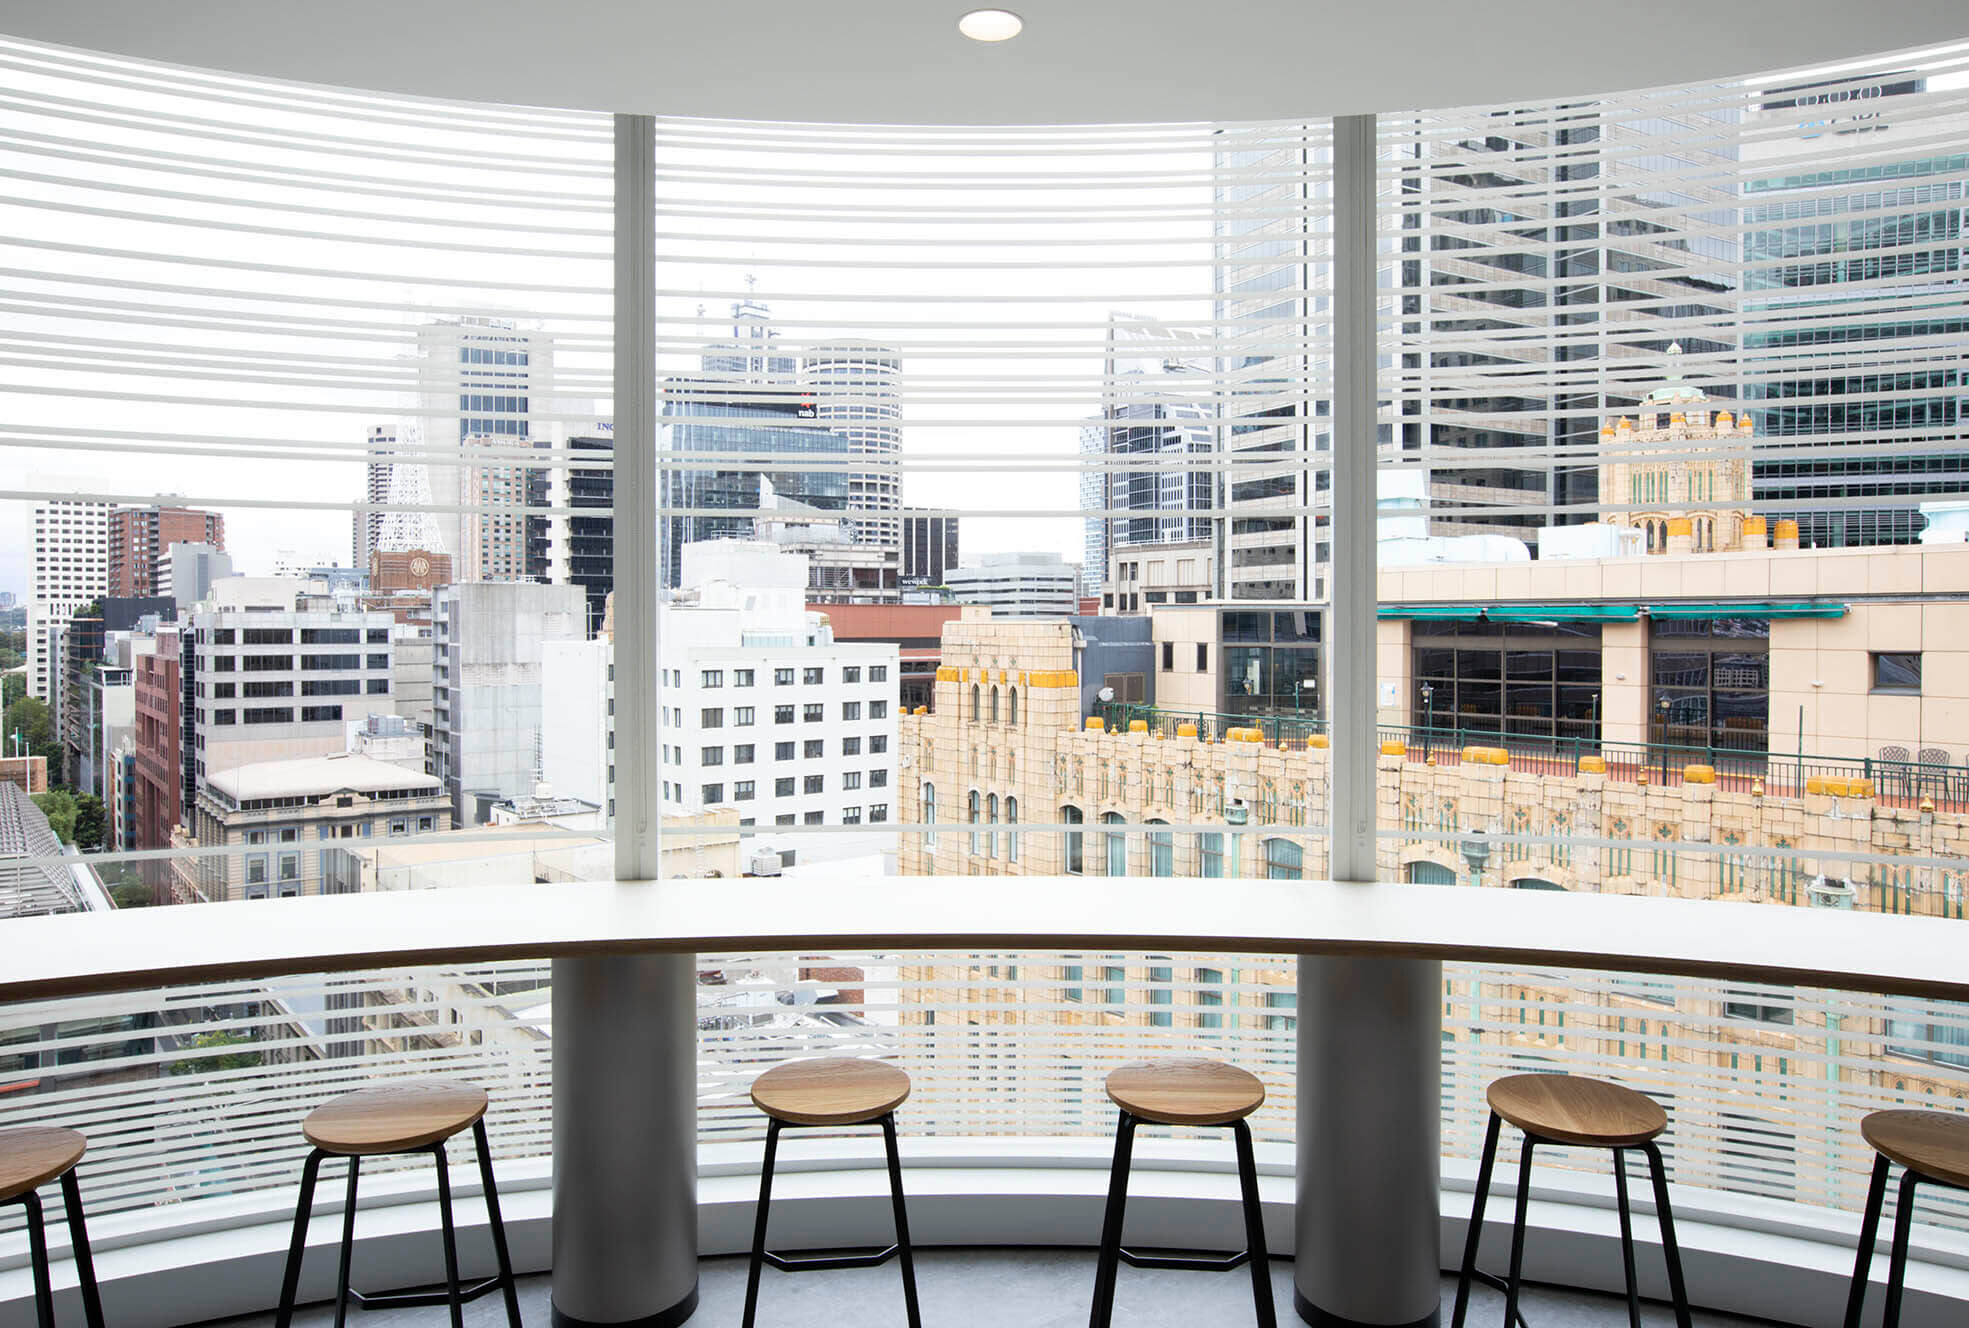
[214,1250,1788,1328]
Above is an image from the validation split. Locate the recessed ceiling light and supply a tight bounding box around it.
[959,9,1023,42]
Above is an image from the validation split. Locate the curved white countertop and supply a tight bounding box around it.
[2,878,1963,1004]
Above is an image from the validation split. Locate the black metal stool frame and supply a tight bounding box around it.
[273,1117,522,1328]
[1088,1109,1276,1328]
[741,1111,921,1328]
[6,1167,106,1328]
[1842,1152,1968,1328]
[1452,1111,1693,1328]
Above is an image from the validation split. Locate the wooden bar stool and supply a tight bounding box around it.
[272,1081,522,1328]
[1452,1074,1691,1328]
[1843,1109,1969,1328]
[742,1058,921,1328]
[1088,1058,1275,1328]
[0,1127,106,1328]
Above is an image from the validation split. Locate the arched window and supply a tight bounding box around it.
[1102,812,1127,876]
[1405,860,1455,886]
[970,685,979,721]
[1006,796,1019,863]
[1009,688,1019,725]
[1061,805,1083,874]
[1265,837,1303,880]
[968,790,980,854]
[990,687,1000,722]
[923,783,937,848]
[1148,820,1173,877]
[986,794,999,858]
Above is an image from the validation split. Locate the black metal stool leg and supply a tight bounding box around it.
[1641,1142,1692,1328]
[881,1113,923,1328]
[1502,1137,1536,1328]
[334,1156,361,1328]
[1232,1118,1276,1328]
[275,1150,325,1328]
[58,1168,105,1328]
[23,1190,56,1328]
[1452,1112,1504,1328]
[1880,1169,1921,1328]
[1088,1111,1137,1328]
[1844,1153,1892,1328]
[742,1118,781,1328]
[1613,1149,1642,1328]
[432,1143,465,1328]
[472,1118,525,1328]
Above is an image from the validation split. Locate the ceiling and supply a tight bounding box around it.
[7,0,1969,124]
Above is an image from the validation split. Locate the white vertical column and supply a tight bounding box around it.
[1296,113,1443,1328]
[550,113,700,1328]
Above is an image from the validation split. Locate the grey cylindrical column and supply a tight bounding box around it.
[1296,112,1441,1328]
[552,955,700,1326]
[549,113,699,1328]
[1296,957,1442,1328]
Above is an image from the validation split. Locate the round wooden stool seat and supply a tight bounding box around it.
[1862,1109,1969,1190]
[1487,1073,1665,1148]
[0,1127,86,1203]
[303,1081,489,1155]
[1105,1058,1265,1126]
[751,1058,911,1126]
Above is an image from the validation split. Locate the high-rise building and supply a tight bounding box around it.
[132,624,184,891]
[802,340,903,547]
[430,580,585,824]
[1741,72,1969,547]
[24,493,112,702]
[545,425,615,635]
[1082,316,1216,595]
[416,319,555,563]
[107,505,224,598]
[901,510,960,586]
[662,302,856,587]
[460,433,536,582]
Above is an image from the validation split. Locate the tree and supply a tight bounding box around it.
[32,788,77,844]
[72,794,106,852]
[110,880,154,909]
[168,1030,259,1075]
[2,694,53,759]
[1,672,22,709]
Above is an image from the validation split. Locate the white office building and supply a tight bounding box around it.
[189,578,400,802]
[944,552,1080,619]
[543,541,899,866]
[24,493,111,702]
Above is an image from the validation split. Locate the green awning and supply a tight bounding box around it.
[1484,604,1640,623]
[1378,604,1637,622]
[1647,600,1847,620]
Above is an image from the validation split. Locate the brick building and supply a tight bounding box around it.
[108,506,224,598]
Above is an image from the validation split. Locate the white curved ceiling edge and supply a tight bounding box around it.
[1,878,1963,1004]
[6,0,1969,124]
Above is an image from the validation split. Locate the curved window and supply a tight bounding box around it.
[1265,837,1303,880]
[1148,821,1173,877]
[1102,812,1128,876]
[986,794,999,858]
[968,790,981,854]
[990,688,1000,723]
[1061,805,1084,875]
[1009,688,1019,725]
[1405,860,1456,886]
[923,783,937,849]
[970,685,980,721]
[1006,796,1019,863]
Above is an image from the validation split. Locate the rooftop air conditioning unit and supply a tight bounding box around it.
[748,850,783,878]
